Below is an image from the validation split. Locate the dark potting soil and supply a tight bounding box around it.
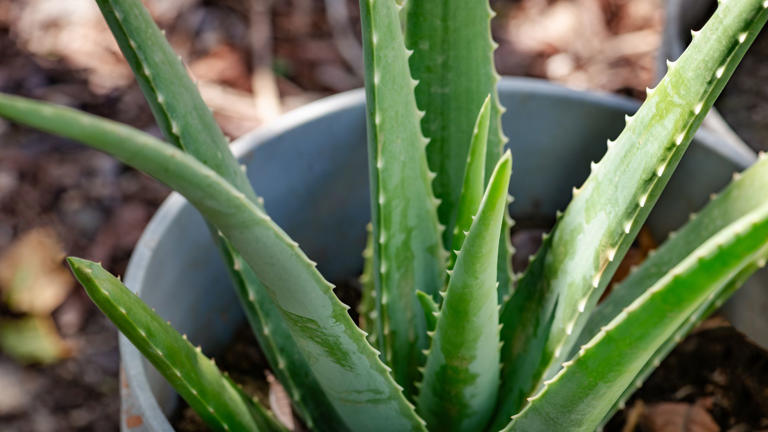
[171,229,768,431]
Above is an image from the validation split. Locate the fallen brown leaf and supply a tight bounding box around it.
[642,401,720,432]
[623,400,645,432]
[266,370,295,431]
[9,0,134,93]
[0,316,73,365]
[0,227,73,315]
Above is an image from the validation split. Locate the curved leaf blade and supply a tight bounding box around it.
[417,152,511,432]
[600,261,764,426]
[68,258,285,432]
[94,0,255,202]
[216,237,350,432]
[579,154,768,348]
[359,0,446,396]
[92,3,344,427]
[450,95,491,269]
[0,94,427,432]
[494,1,768,425]
[504,202,768,431]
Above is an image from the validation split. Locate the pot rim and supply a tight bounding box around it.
[119,76,753,431]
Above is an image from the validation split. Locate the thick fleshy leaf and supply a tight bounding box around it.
[417,152,511,432]
[449,95,491,269]
[68,258,285,432]
[415,291,438,333]
[216,237,349,432]
[0,95,427,432]
[359,0,446,396]
[358,224,378,348]
[405,0,513,305]
[600,261,763,426]
[493,1,768,425]
[94,0,255,202]
[504,201,768,431]
[404,0,504,242]
[579,154,768,348]
[94,2,343,427]
[575,156,768,426]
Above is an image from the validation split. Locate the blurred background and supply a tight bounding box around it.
[0,0,765,431]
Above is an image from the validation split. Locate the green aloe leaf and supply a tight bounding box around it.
[417,152,511,432]
[0,95,427,432]
[504,201,768,431]
[404,0,513,302]
[415,291,438,333]
[494,0,768,425]
[93,2,351,428]
[600,260,764,426]
[449,95,491,269]
[404,0,505,241]
[359,0,447,396]
[94,0,255,202]
[216,236,349,432]
[68,258,285,432]
[358,223,378,348]
[579,154,768,348]
[574,155,768,426]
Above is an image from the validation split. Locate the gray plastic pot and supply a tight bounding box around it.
[660,0,755,162]
[119,77,763,431]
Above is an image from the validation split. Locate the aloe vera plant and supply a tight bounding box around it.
[2,0,768,431]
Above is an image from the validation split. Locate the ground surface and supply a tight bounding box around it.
[0,0,766,431]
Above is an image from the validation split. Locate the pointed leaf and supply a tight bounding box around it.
[94,0,256,202]
[404,0,505,242]
[68,258,285,432]
[404,0,514,304]
[216,237,349,432]
[417,152,511,432]
[504,201,768,431]
[358,224,379,348]
[600,261,763,426]
[415,291,438,333]
[494,1,768,425]
[0,95,427,432]
[359,0,446,396]
[579,154,768,348]
[450,95,491,268]
[92,3,340,427]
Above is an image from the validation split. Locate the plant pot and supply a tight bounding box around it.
[661,0,768,158]
[119,77,763,431]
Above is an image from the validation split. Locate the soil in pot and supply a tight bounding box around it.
[684,2,768,152]
[169,226,768,431]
